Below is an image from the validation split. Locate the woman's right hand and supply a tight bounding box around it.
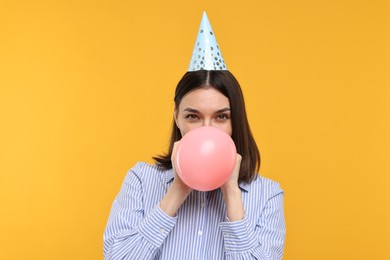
[160,141,192,217]
[171,141,193,194]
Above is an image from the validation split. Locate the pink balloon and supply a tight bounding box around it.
[174,126,237,191]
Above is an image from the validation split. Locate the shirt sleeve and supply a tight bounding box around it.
[219,185,286,260]
[103,168,177,260]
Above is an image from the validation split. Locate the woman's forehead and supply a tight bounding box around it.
[178,88,230,111]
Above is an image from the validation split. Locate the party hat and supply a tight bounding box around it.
[188,12,227,71]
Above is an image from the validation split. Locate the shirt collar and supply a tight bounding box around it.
[165,169,251,192]
[166,169,174,183]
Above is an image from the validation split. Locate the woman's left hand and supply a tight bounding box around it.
[220,154,245,221]
[221,153,242,191]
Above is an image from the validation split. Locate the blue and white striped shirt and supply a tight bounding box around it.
[104,162,285,259]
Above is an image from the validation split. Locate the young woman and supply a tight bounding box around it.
[103,70,286,259]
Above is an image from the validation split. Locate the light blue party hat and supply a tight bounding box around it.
[188,12,227,71]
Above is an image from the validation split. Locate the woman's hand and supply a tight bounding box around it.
[221,153,242,191]
[171,141,193,194]
[160,141,192,217]
[221,154,244,221]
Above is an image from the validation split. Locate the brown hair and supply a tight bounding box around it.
[153,70,260,184]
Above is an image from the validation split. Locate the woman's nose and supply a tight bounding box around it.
[202,119,212,127]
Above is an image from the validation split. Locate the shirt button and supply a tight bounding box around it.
[160,228,165,234]
[198,230,203,236]
[201,202,205,208]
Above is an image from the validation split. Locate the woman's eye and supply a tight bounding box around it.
[185,114,199,120]
[217,114,230,120]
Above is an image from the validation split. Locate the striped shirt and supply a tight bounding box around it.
[104,162,285,259]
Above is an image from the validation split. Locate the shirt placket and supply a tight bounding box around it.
[194,191,207,260]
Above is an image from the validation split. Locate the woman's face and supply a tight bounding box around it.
[175,87,232,137]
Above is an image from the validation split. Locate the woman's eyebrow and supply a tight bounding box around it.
[183,107,231,113]
[215,107,231,113]
[183,107,199,113]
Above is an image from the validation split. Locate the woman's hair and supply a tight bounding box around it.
[153,70,260,184]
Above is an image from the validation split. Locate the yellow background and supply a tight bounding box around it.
[1,0,389,259]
